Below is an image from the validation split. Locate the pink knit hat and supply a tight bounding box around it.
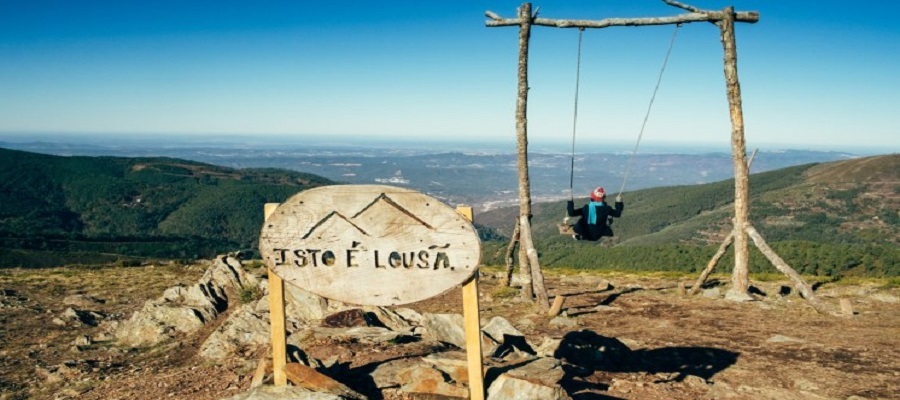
[590,187,606,201]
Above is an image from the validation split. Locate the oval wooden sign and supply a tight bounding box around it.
[259,185,481,306]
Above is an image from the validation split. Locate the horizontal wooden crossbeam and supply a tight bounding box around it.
[485,0,758,29]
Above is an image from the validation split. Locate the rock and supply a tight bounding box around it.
[766,335,805,344]
[283,363,365,400]
[365,306,416,333]
[870,293,899,303]
[73,335,92,347]
[219,385,344,400]
[481,317,523,343]
[706,381,737,399]
[397,364,469,398]
[422,352,469,384]
[1,291,27,309]
[284,285,343,322]
[200,304,270,359]
[92,332,114,342]
[702,288,721,298]
[725,289,754,302]
[733,384,833,400]
[254,294,271,313]
[509,274,526,288]
[115,303,205,347]
[210,255,260,293]
[60,308,103,327]
[35,366,63,384]
[534,337,563,358]
[288,326,404,349]
[63,294,105,308]
[793,378,819,391]
[486,357,571,400]
[393,308,424,326]
[682,375,708,389]
[421,313,466,349]
[321,309,372,328]
[370,358,421,389]
[481,317,533,359]
[116,255,256,347]
[548,316,578,329]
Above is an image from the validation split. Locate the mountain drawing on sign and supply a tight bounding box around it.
[301,193,437,239]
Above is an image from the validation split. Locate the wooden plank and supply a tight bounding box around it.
[249,356,269,388]
[457,205,484,400]
[548,295,566,317]
[264,203,287,386]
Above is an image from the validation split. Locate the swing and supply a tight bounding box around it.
[558,24,681,237]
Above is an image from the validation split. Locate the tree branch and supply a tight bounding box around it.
[662,0,702,14]
[484,11,501,21]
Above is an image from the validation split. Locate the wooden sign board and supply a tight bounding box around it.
[259,185,481,306]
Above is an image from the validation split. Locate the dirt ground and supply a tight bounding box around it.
[1,263,897,400]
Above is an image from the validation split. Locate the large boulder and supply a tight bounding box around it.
[200,304,270,359]
[421,313,466,349]
[487,357,572,400]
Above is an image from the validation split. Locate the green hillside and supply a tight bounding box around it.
[478,154,899,277]
[3,147,896,276]
[0,148,333,267]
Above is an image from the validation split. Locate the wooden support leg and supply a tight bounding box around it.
[745,224,836,316]
[690,230,734,296]
[462,276,485,400]
[456,205,484,400]
[264,203,287,386]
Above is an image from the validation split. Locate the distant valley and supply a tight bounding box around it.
[0,137,860,211]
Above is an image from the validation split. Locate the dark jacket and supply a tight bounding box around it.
[567,200,624,241]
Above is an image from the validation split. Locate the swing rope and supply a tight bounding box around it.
[568,28,585,201]
[617,23,681,197]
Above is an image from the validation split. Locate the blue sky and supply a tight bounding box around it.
[0,0,898,152]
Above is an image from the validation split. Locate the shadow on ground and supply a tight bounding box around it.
[556,329,739,398]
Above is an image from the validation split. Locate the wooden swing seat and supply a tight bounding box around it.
[558,223,575,235]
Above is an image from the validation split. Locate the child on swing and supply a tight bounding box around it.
[567,187,624,242]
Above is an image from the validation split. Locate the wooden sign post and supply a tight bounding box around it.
[456,205,485,400]
[260,185,484,397]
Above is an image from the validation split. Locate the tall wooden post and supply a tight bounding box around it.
[514,3,536,303]
[456,205,485,400]
[264,203,287,386]
[719,7,752,298]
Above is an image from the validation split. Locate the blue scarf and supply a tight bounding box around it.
[588,201,604,224]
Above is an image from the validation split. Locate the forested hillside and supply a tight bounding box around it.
[3,147,896,276]
[478,154,899,277]
[0,148,333,267]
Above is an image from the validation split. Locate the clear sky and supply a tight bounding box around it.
[0,0,898,152]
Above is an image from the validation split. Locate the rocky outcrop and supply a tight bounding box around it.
[115,255,258,347]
